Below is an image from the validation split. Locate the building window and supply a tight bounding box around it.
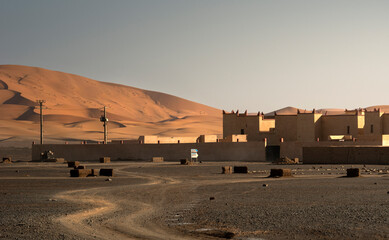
[241,129,245,134]
[371,124,374,133]
[347,126,350,134]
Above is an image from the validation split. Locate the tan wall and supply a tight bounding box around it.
[280,140,387,162]
[275,115,297,141]
[357,115,365,129]
[259,118,275,132]
[382,135,389,146]
[258,132,278,145]
[139,135,198,144]
[231,134,247,142]
[32,142,266,162]
[303,146,389,164]
[320,115,360,140]
[198,135,218,143]
[219,134,247,142]
[296,113,322,142]
[111,140,139,144]
[223,113,260,141]
[382,114,389,134]
[361,112,382,139]
[280,142,303,160]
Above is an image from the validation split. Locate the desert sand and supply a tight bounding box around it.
[1,65,388,148]
[0,65,222,147]
[0,161,388,239]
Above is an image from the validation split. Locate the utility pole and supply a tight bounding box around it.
[100,106,108,144]
[36,100,46,145]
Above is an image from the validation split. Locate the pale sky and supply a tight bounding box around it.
[1,0,389,113]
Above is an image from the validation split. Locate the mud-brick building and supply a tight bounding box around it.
[223,108,389,163]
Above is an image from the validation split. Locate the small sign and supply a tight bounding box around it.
[191,153,198,158]
[191,149,198,153]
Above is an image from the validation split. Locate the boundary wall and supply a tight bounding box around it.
[32,142,266,162]
[303,146,389,164]
[280,141,388,162]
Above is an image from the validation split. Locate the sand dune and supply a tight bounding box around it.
[0,65,222,146]
[1,65,389,147]
[265,106,302,116]
[365,105,389,112]
[267,106,389,117]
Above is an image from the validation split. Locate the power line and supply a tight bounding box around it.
[36,100,46,145]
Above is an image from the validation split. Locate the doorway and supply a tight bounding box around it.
[266,145,280,161]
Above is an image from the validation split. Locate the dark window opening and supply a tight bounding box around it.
[241,129,245,134]
[371,124,374,133]
[347,126,350,134]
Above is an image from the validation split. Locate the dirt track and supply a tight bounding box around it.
[0,161,388,239]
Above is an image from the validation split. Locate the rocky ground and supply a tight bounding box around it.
[0,160,388,240]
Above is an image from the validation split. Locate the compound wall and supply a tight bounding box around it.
[303,146,389,164]
[32,142,266,162]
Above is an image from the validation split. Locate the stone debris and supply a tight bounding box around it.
[269,168,292,178]
[180,159,197,165]
[222,166,233,174]
[180,159,189,165]
[69,166,101,177]
[90,169,99,177]
[262,184,269,187]
[1,157,12,164]
[105,178,112,182]
[273,156,299,165]
[70,169,92,178]
[99,157,111,163]
[44,158,65,163]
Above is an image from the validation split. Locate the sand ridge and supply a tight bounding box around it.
[0,65,222,146]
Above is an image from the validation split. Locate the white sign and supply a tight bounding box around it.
[191,153,198,158]
[191,149,198,153]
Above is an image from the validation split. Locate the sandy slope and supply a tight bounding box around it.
[0,65,222,146]
[1,65,388,147]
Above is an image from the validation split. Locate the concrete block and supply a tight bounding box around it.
[68,161,80,168]
[269,168,292,177]
[99,157,111,163]
[100,168,114,176]
[234,166,248,174]
[90,169,99,176]
[70,169,92,177]
[222,166,233,174]
[347,168,360,177]
[152,157,164,162]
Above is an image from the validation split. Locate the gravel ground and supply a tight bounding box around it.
[0,163,147,240]
[178,176,389,240]
[0,161,388,240]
